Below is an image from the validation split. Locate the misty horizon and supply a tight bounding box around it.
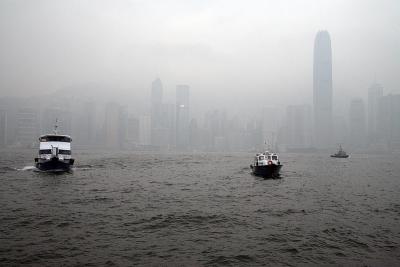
[0,0,399,152]
[1,0,400,117]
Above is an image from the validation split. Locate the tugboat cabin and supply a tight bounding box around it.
[253,152,280,166]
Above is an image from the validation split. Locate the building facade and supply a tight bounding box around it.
[349,98,367,149]
[367,83,383,142]
[313,30,333,149]
[176,85,190,150]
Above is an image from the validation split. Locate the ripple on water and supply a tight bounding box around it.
[1,151,400,266]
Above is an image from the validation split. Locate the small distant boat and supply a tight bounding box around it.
[250,151,282,178]
[330,145,349,158]
[34,122,74,172]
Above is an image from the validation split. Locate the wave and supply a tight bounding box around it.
[72,164,93,171]
[0,166,18,173]
[124,212,242,233]
[18,166,37,171]
[206,254,255,265]
[0,166,37,172]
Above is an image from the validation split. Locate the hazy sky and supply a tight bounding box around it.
[0,0,399,116]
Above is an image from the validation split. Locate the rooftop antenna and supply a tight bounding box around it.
[53,118,58,135]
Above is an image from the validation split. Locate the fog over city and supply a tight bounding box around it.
[0,0,399,151]
[2,2,400,266]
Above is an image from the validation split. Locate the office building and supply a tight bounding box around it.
[313,30,333,148]
[176,85,190,150]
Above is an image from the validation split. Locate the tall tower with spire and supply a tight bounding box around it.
[313,30,333,149]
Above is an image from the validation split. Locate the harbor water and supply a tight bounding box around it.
[1,149,400,266]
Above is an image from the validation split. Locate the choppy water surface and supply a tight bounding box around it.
[1,149,400,266]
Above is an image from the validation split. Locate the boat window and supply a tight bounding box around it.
[259,156,264,160]
[59,150,71,155]
[39,149,51,154]
[40,136,71,142]
[272,156,278,160]
[267,156,271,160]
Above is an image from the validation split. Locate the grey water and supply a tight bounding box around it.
[1,149,400,266]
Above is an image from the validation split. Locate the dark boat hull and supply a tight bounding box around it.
[251,164,282,178]
[35,157,74,172]
[330,155,349,158]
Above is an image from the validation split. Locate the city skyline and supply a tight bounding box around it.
[0,74,399,152]
[0,19,399,152]
[1,3,400,266]
[1,1,399,118]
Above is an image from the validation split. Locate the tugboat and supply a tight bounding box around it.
[330,145,349,158]
[34,122,74,172]
[250,151,282,178]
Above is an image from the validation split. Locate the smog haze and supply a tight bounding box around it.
[1,0,399,115]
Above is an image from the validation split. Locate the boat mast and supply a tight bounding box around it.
[53,118,58,135]
[265,138,271,152]
[265,131,276,152]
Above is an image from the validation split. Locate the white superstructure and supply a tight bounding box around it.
[254,151,280,166]
[38,135,72,161]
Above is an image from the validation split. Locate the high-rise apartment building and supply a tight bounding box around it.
[104,102,125,149]
[285,105,312,150]
[349,98,367,148]
[378,94,400,149]
[313,31,333,149]
[15,107,39,147]
[151,78,164,147]
[176,85,190,150]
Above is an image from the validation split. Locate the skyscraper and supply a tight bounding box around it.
[78,102,96,146]
[151,78,163,105]
[368,83,383,142]
[151,78,163,130]
[285,105,312,150]
[313,30,333,149]
[176,85,190,150]
[126,116,140,147]
[378,94,400,149]
[349,98,367,149]
[161,103,175,148]
[15,107,39,147]
[150,78,166,147]
[0,108,6,147]
[104,102,125,149]
[139,114,151,146]
[204,109,228,151]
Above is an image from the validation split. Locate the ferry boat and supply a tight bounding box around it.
[330,145,349,158]
[34,123,74,172]
[250,151,282,178]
